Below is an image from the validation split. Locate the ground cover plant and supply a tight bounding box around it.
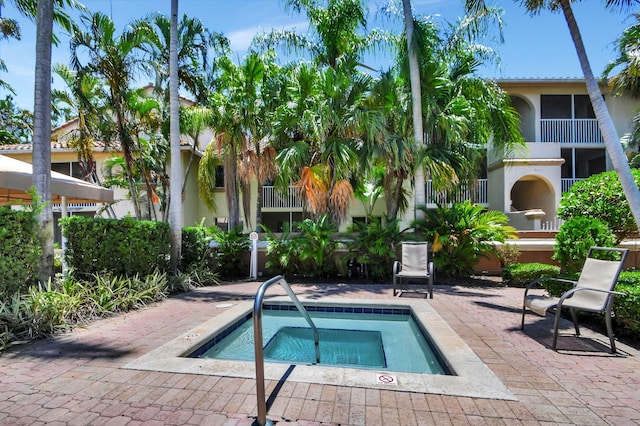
[0,271,168,353]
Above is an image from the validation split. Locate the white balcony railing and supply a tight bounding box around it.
[262,186,302,209]
[540,119,603,143]
[426,179,488,206]
[561,178,584,193]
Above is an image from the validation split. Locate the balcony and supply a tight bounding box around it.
[561,178,583,193]
[426,179,488,207]
[540,119,603,144]
[262,186,302,209]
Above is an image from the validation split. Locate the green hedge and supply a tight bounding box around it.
[502,262,560,287]
[615,271,640,333]
[60,216,170,278]
[0,207,40,296]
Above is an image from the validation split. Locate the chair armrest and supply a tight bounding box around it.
[557,286,625,306]
[428,262,434,277]
[393,261,401,274]
[523,277,577,298]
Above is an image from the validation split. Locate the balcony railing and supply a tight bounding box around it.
[540,118,603,143]
[426,179,488,206]
[561,178,583,193]
[263,180,489,210]
[262,186,302,209]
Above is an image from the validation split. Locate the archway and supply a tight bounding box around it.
[510,175,556,218]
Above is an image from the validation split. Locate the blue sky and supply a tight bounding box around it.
[0,0,636,110]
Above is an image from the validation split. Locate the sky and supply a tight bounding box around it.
[0,0,637,110]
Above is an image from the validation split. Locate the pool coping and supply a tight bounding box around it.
[124,297,516,401]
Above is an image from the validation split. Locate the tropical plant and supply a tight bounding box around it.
[557,169,640,243]
[70,12,156,219]
[0,95,32,144]
[292,213,338,278]
[553,216,617,274]
[253,0,388,71]
[261,222,300,277]
[209,226,249,278]
[412,201,517,277]
[272,63,365,225]
[344,215,403,280]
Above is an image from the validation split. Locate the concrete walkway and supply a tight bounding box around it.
[1,281,639,425]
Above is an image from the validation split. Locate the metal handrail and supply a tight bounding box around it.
[253,275,319,426]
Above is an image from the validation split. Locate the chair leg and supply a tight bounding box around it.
[605,306,617,354]
[428,277,433,299]
[552,307,563,351]
[393,275,397,296]
[570,309,580,336]
[521,303,526,330]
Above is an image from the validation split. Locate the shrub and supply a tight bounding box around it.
[179,225,218,287]
[0,207,40,297]
[181,226,211,271]
[60,216,170,278]
[209,226,249,278]
[615,271,640,333]
[0,271,168,352]
[344,215,403,281]
[293,214,338,278]
[262,223,300,277]
[412,202,517,277]
[502,262,560,287]
[557,169,640,243]
[553,217,616,274]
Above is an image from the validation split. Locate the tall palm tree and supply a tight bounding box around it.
[32,0,53,283]
[272,63,365,224]
[169,0,181,274]
[134,12,228,104]
[253,0,389,72]
[470,0,640,233]
[70,12,154,219]
[401,0,425,219]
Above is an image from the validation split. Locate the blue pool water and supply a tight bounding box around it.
[189,304,451,375]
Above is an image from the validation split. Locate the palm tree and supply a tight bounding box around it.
[272,63,365,224]
[469,0,640,233]
[401,0,425,220]
[32,0,53,284]
[169,0,181,274]
[70,12,154,219]
[134,11,228,104]
[253,0,389,72]
[199,53,279,231]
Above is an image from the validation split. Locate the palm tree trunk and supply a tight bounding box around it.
[169,0,182,274]
[402,0,426,221]
[559,0,640,232]
[224,148,240,229]
[33,0,54,283]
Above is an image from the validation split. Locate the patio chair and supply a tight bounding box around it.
[521,246,628,353]
[393,242,434,298]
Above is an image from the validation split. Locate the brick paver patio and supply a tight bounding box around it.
[1,281,639,425]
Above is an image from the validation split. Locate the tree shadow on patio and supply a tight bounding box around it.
[6,339,133,360]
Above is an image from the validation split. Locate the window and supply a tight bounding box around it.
[215,165,224,188]
[541,94,596,119]
[51,162,83,179]
[561,148,605,179]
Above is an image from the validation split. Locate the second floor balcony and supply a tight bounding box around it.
[540,118,603,144]
[426,179,488,207]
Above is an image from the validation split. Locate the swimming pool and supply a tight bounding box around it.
[188,303,451,375]
[125,297,514,400]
